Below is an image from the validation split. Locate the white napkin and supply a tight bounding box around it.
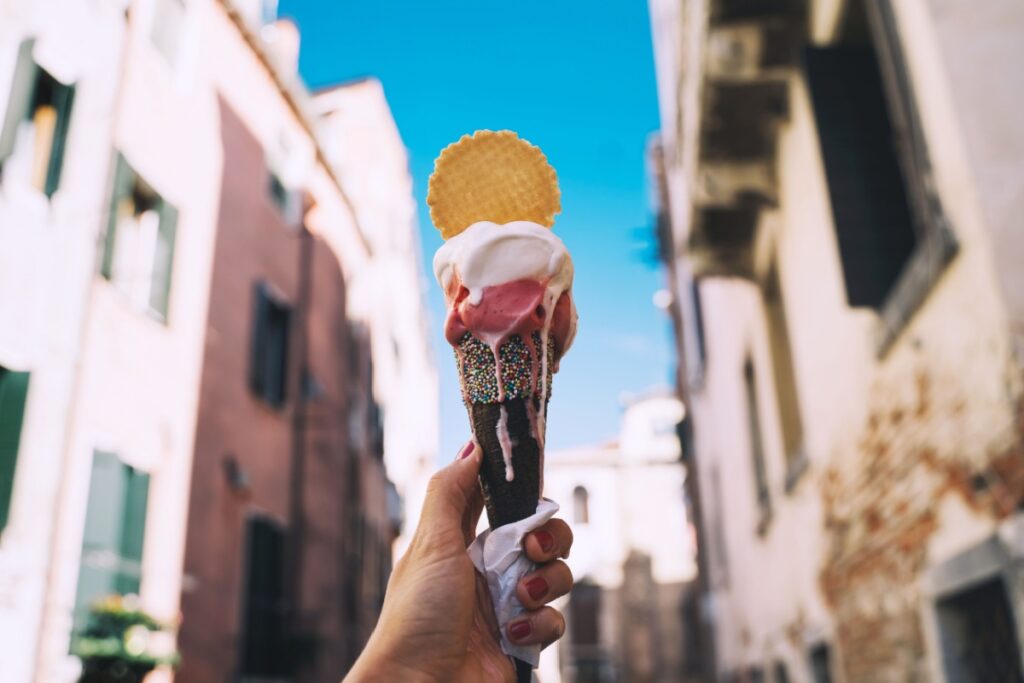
[467,498,560,668]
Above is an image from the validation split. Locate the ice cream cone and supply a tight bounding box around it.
[453,330,555,528]
[429,131,576,680]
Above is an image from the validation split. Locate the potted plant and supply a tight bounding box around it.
[71,595,179,683]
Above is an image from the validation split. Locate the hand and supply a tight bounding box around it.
[345,442,574,682]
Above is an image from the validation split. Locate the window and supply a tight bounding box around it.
[0,38,76,197]
[763,265,805,487]
[100,153,178,321]
[73,452,150,633]
[809,642,834,683]
[573,485,589,525]
[936,576,1024,682]
[240,517,289,678]
[150,0,186,65]
[744,359,771,531]
[0,367,30,533]
[805,0,956,352]
[267,169,300,225]
[249,281,291,408]
[690,279,707,368]
[773,660,791,683]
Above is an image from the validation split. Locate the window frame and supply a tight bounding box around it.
[248,280,292,409]
[863,0,958,355]
[0,38,76,199]
[99,152,179,323]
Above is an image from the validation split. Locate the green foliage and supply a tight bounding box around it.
[71,595,179,683]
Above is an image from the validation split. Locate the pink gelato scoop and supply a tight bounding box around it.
[444,278,575,361]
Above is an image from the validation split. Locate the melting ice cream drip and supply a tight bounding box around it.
[497,404,514,482]
[436,220,578,483]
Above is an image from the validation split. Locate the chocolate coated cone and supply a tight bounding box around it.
[472,400,541,528]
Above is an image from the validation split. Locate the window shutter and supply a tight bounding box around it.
[115,468,149,595]
[74,452,128,632]
[241,518,287,676]
[0,39,37,165]
[43,80,74,198]
[149,200,177,321]
[101,154,133,279]
[804,46,917,308]
[0,370,30,532]
[249,282,270,397]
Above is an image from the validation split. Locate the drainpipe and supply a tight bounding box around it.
[287,220,313,678]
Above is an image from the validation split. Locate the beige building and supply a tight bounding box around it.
[539,393,698,683]
[649,0,1024,681]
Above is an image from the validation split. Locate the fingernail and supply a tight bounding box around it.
[458,441,475,460]
[525,576,548,600]
[534,530,555,553]
[508,619,532,641]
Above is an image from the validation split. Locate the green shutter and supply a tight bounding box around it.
[0,369,30,533]
[249,282,270,396]
[100,154,133,279]
[115,468,149,595]
[74,452,128,632]
[0,39,38,165]
[149,200,177,321]
[43,80,74,198]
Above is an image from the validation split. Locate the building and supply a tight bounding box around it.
[0,1,436,682]
[539,393,698,683]
[649,0,1024,681]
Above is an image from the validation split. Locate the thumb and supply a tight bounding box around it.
[421,441,482,532]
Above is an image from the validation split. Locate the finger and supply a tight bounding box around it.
[461,474,484,546]
[420,440,481,532]
[524,518,573,562]
[506,606,566,649]
[516,560,573,610]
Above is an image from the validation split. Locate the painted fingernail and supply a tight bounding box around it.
[525,576,548,601]
[534,530,555,553]
[458,441,475,460]
[508,619,532,641]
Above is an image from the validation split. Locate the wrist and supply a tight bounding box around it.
[345,642,440,683]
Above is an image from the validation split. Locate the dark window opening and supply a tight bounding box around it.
[0,38,76,198]
[0,367,30,534]
[804,0,917,309]
[744,359,771,531]
[773,660,791,683]
[249,281,291,408]
[691,278,707,369]
[100,153,178,322]
[268,171,289,210]
[573,485,590,525]
[240,517,290,678]
[936,577,1024,683]
[809,642,834,683]
[804,0,956,350]
[569,581,600,645]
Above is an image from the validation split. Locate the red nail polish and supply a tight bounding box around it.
[525,577,548,600]
[534,530,555,553]
[509,620,532,641]
[458,441,475,460]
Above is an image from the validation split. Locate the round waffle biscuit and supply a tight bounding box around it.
[427,130,561,240]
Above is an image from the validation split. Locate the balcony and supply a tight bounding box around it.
[686,0,806,279]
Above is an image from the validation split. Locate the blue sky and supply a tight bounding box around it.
[279,0,673,459]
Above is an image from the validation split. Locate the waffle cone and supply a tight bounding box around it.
[427,130,561,240]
